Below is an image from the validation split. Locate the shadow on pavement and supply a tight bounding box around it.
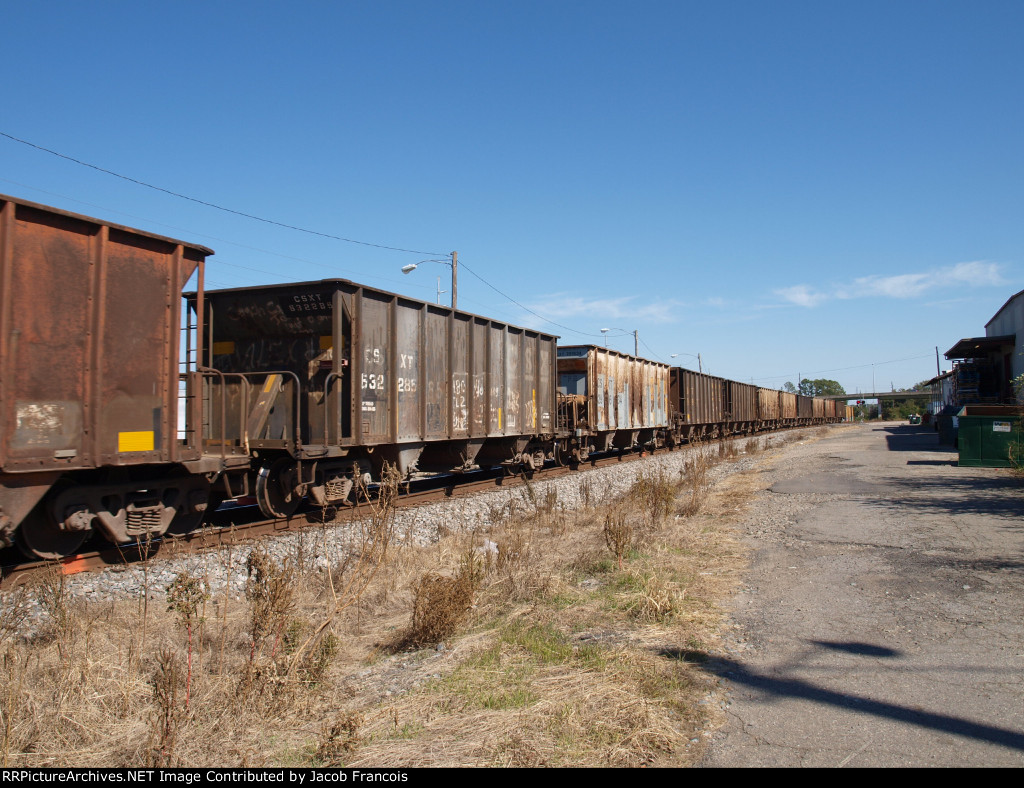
[881,425,957,454]
[809,640,901,658]
[873,474,1024,521]
[690,652,1024,751]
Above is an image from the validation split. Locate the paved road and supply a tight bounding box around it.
[701,422,1024,767]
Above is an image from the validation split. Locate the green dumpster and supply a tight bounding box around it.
[957,405,1024,468]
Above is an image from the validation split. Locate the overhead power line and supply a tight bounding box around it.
[0,130,445,256]
[459,262,606,339]
[2,132,640,342]
[752,353,935,384]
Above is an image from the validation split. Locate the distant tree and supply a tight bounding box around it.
[798,378,846,397]
[884,399,923,420]
[782,381,797,393]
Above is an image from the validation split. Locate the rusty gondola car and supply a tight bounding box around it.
[757,387,782,429]
[0,194,226,559]
[556,346,669,462]
[670,367,727,440]
[191,280,559,518]
[725,380,758,434]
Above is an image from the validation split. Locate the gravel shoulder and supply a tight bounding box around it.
[701,422,1024,768]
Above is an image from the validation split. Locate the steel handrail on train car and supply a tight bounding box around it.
[215,369,305,454]
[322,371,342,448]
[196,367,252,461]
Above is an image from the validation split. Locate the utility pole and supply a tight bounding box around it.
[936,346,941,376]
[451,251,458,310]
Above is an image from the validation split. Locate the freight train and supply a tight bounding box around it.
[0,195,846,559]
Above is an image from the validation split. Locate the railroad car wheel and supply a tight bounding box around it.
[256,459,302,519]
[15,505,91,561]
[553,443,568,467]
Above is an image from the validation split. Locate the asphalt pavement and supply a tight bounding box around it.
[701,421,1024,767]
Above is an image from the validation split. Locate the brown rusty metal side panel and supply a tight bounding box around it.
[522,333,538,433]
[676,368,726,425]
[0,200,10,471]
[487,322,504,434]
[98,228,194,465]
[451,315,471,438]
[758,387,781,420]
[395,299,421,441]
[812,398,826,418]
[471,318,490,436]
[780,391,798,419]
[645,356,669,428]
[537,336,555,433]
[727,381,758,422]
[632,357,644,427]
[669,368,681,420]
[593,348,608,430]
[2,204,93,470]
[617,353,631,428]
[609,353,624,429]
[424,307,449,440]
[504,328,522,435]
[797,395,813,419]
[357,291,392,443]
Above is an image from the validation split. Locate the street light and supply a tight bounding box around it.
[401,252,458,309]
[670,352,702,373]
[600,327,638,356]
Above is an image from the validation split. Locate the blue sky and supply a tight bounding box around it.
[3,1,1021,393]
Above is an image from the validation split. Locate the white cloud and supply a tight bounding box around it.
[837,272,931,299]
[527,293,683,324]
[777,260,1006,308]
[942,260,1004,286]
[774,285,829,308]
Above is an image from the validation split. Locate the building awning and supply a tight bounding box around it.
[944,335,1016,360]
[924,370,954,387]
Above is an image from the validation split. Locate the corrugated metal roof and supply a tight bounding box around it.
[984,288,1024,329]
[944,335,1016,359]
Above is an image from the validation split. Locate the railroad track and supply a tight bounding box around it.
[0,444,664,589]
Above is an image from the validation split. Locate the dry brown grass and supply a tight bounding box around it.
[677,442,715,517]
[407,557,481,647]
[0,438,772,768]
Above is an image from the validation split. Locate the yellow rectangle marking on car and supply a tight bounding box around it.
[212,341,235,355]
[320,335,333,351]
[118,431,154,452]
